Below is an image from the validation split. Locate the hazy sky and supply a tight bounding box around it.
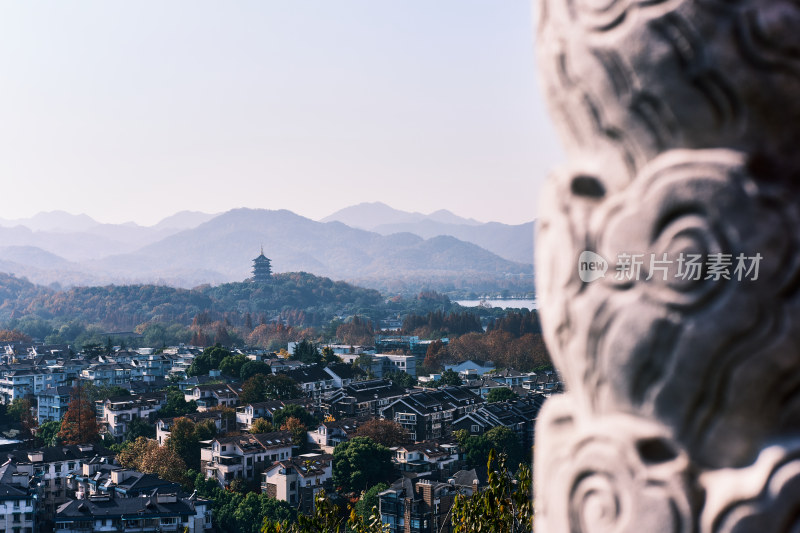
[0,1,563,227]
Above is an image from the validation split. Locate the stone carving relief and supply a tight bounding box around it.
[533,0,800,530]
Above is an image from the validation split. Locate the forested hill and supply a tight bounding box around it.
[0,272,382,331]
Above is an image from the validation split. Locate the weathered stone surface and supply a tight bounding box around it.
[534,0,800,529]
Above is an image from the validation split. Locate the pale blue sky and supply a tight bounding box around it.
[0,1,562,226]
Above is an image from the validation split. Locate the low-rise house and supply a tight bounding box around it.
[261,453,333,512]
[36,385,73,423]
[523,371,563,393]
[462,376,509,399]
[234,400,285,430]
[81,363,135,386]
[71,464,181,499]
[55,492,212,533]
[306,417,366,451]
[241,349,274,362]
[371,354,416,378]
[444,360,496,377]
[0,368,67,404]
[0,463,37,533]
[281,366,335,400]
[98,392,167,442]
[380,387,483,442]
[200,431,293,487]
[323,379,406,419]
[379,477,460,533]
[3,443,115,518]
[489,369,531,388]
[323,363,366,388]
[129,353,173,382]
[267,359,305,373]
[156,411,233,445]
[392,441,461,479]
[451,395,547,449]
[183,384,241,411]
[321,344,371,356]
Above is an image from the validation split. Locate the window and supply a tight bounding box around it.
[471,424,480,433]
[290,481,296,491]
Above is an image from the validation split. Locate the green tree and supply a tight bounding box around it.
[272,404,315,430]
[190,470,220,499]
[187,344,232,376]
[240,374,301,404]
[81,342,105,357]
[167,417,218,471]
[159,388,198,418]
[7,398,35,435]
[37,420,62,447]
[279,416,309,453]
[451,450,533,533]
[239,375,267,404]
[82,384,130,404]
[332,436,393,493]
[220,354,248,377]
[124,417,156,442]
[439,368,463,386]
[321,346,341,364]
[291,339,321,365]
[240,361,271,381]
[487,387,518,403]
[455,426,524,472]
[261,490,386,533]
[250,418,274,434]
[216,490,297,533]
[383,370,417,389]
[354,482,389,522]
[187,354,213,377]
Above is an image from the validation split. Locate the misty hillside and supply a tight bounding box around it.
[322,202,534,264]
[0,207,533,292]
[96,208,531,285]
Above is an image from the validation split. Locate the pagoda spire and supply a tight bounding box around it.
[252,247,272,282]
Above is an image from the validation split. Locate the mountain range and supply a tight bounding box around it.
[322,202,533,264]
[0,205,535,293]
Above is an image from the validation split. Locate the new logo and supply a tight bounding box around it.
[578,251,608,283]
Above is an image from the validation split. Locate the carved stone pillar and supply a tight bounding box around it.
[533,0,800,531]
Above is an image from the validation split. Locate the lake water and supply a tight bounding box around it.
[456,298,538,310]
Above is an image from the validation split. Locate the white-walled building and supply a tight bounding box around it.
[261,453,333,511]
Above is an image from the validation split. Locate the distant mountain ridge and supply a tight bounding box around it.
[322,202,534,264]
[0,207,533,293]
[321,202,483,229]
[95,208,531,285]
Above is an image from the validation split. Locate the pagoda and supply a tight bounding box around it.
[252,247,272,282]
